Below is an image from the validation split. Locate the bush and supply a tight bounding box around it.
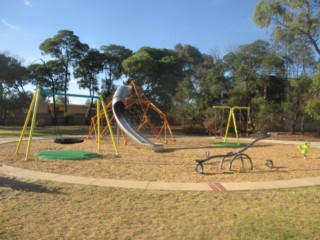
[253,98,284,132]
[35,119,45,127]
[203,117,219,135]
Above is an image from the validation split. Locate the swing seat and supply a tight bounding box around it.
[54,138,84,144]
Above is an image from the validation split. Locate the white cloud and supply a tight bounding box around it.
[1,19,20,31]
[24,0,31,6]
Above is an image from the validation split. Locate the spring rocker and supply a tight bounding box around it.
[297,143,311,159]
[194,133,271,174]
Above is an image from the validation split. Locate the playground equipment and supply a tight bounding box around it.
[212,106,250,146]
[265,159,274,169]
[87,81,175,144]
[36,150,101,160]
[194,133,271,174]
[15,89,118,160]
[297,143,311,159]
[112,85,163,151]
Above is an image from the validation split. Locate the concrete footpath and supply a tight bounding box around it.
[1,137,320,192]
[1,164,320,192]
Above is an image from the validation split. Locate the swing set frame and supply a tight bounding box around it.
[15,89,119,160]
[213,106,250,144]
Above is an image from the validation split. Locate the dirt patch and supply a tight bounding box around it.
[1,135,320,183]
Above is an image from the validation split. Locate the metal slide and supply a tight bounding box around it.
[112,85,163,151]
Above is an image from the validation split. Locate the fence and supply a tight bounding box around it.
[2,112,89,126]
[1,111,319,133]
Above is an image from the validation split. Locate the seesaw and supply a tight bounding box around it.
[195,133,271,174]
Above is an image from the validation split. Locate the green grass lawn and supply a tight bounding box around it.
[1,127,320,239]
[0,179,319,240]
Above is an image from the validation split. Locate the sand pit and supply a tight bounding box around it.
[1,136,320,183]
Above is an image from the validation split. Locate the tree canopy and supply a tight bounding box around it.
[1,20,320,132]
[0,53,31,124]
[39,29,89,115]
[100,44,133,97]
[122,46,183,111]
[253,0,320,56]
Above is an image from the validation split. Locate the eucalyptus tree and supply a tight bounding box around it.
[39,29,89,119]
[201,57,232,108]
[172,44,210,123]
[28,60,65,123]
[0,54,29,94]
[224,40,285,104]
[274,38,318,133]
[0,53,31,124]
[174,43,204,86]
[74,49,104,123]
[306,68,320,120]
[28,60,65,92]
[253,0,320,130]
[171,78,198,126]
[286,75,313,133]
[171,45,233,131]
[223,40,286,131]
[122,46,183,112]
[170,44,231,128]
[100,44,133,98]
[253,0,320,57]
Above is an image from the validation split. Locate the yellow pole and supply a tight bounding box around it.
[223,108,233,142]
[100,96,119,156]
[25,88,41,160]
[97,99,101,151]
[231,108,240,144]
[15,89,38,155]
[232,107,250,111]
[232,107,249,144]
[212,106,231,110]
[220,106,249,143]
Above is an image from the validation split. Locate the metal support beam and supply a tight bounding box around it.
[40,90,101,99]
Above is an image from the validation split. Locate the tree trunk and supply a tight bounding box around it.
[85,91,94,125]
[0,85,4,125]
[52,96,57,124]
[290,112,297,134]
[51,76,57,124]
[300,113,305,135]
[64,67,69,126]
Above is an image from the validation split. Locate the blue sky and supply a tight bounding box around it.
[1,0,270,103]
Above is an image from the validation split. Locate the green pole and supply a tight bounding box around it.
[40,90,100,99]
[97,99,101,151]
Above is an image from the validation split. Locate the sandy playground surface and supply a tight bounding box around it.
[1,135,320,183]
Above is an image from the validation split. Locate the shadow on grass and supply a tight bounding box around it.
[0,176,65,194]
